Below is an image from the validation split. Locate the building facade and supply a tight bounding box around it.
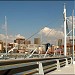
[0,40,3,52]
[34,38,40,44]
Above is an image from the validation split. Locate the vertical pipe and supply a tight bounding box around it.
[64,4,67,56]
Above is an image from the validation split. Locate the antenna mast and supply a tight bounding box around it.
[72,10,74,64]
[5,16,8,55]
[63,3,67,56]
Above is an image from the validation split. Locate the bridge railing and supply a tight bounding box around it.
[0,56,72,75]
[0,53,65,60]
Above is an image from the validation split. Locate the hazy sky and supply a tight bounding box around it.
[0,1,74,44]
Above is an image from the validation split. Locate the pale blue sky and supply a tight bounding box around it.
[0,1,74,39]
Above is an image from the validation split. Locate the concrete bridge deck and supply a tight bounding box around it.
[47,62,75,75]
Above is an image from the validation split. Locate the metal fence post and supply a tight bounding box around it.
[38,62,44,75]
[56,59,60,71]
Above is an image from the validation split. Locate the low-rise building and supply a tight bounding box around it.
[0,40,3,52]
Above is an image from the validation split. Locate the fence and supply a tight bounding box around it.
[0,56,72,75]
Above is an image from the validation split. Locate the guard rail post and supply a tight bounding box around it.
[38,62,44,75]
[70,57,72,64]
[56,59,60,71]
[65,58,68,67]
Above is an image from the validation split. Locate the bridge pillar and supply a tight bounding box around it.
[38,62,44,75]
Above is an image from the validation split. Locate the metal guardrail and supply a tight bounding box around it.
[0,56,72,75]
[0,53,65,60]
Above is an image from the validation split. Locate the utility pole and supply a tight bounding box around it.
[63,3,67,56]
